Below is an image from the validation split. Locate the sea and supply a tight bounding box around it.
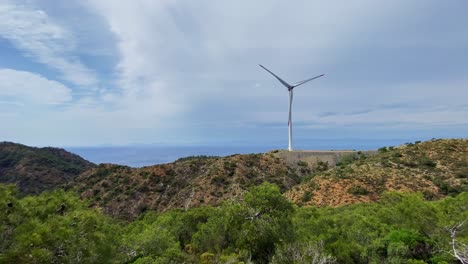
[65,138,413,168]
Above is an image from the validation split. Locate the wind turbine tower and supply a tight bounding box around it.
[259,64,324,151]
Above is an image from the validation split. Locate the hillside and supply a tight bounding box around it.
[0,142,95,194]
[70,154,305,220]
[286,139,468,207]
[2,139,466,221]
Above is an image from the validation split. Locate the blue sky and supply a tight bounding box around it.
[0,0,467,148]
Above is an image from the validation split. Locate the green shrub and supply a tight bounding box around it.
[419,157,436,168]
[336,154,358,166]
[301,191,312,203]
[348,185,369,195]
[200,252,215,264]
[314,160,329,172]
[378,147,388,153]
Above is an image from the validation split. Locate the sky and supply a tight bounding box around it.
[0,0,467,148]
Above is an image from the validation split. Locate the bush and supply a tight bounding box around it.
[200,252,215,264]
[348,184,369,195]
[378,147,388,153]
[314,160,329,172]
[336,154,358,166]
[301,191,312,203]
[419,157,436,168]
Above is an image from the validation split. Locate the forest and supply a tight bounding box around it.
[1,182,467,264]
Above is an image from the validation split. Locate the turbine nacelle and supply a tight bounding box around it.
[259,64,324,91]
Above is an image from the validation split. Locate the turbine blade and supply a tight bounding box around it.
[292,74,324,88]
[259,64,292,89]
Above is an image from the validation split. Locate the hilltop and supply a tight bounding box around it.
[0,142,95,194]
[69,154,305,220]
[286,139,468,207]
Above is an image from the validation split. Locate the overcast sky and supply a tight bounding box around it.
[0,0,467,147]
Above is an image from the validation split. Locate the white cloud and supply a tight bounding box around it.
[83,1,413,119]
[0,68,72,104]
[65,0,465,144]
[86,1,400,87]
[0,1,97,86]
[1,0,467,146]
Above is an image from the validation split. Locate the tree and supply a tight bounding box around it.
[192,183,295,264]
[239,183,295,263]
[0,187,121,263]
[271,241,336,264]
[447,220,468,264]
[122,211,184,263]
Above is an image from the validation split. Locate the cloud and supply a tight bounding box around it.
[249,77,468,131]
[83,1,412,119]
[0,68,72,104]
[0,1,97,86]
[1,0,467,146]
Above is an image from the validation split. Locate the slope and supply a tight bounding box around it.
[286,139,468,207]
[0,142,95,194]
[70,153,304,220]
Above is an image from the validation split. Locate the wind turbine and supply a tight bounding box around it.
[259,64,324,151]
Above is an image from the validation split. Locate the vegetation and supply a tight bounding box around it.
[1,183,467,263]
[70,154,303,220]
[288,139,468,207]
[1,139,467,263]
[0,142,94,194]
[336,154,359,167]
[3,139,466,220]
[0,184,119,263]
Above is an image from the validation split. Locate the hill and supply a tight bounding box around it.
[69,153,306,220]
[1,139,466,263]
[0,142,95,194]
[2,139,466,221]
[286,138,468,207]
